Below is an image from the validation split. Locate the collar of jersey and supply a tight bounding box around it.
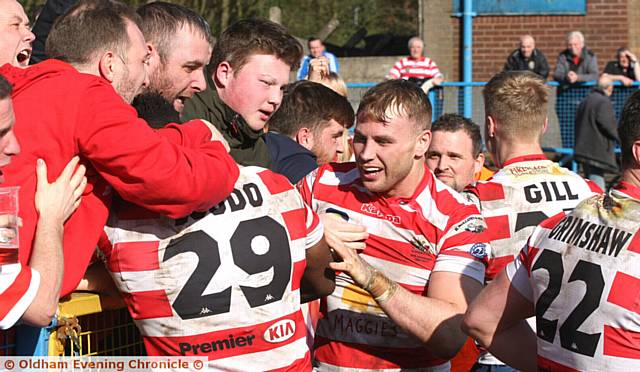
[502,153,549,167]
[614,181,640,200]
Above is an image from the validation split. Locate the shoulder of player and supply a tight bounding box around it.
[313,162,361,185]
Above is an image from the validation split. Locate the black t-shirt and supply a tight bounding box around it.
[604,60,636,80]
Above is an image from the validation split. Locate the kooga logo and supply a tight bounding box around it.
[263,319,296,343]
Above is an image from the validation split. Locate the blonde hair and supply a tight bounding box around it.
[321,72,348,97]
[483,71,548,141]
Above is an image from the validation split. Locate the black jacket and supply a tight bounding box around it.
[574,89,619,173]
[264,132,318,184]
[181,70,271,168]
[504,48,550,79]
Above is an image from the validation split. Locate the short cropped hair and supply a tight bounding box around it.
[567,31,584,44]
[137,2,212,63]
[308,37,322,45]
[46,0,141,66]
[483,71,548,141]
[268,81,354,137]
[619,90,640,168]
[432,113,483,157]
[408,36,423,49]
[357,79,431,132]
[210,18,302,74]
[0,75,12,100]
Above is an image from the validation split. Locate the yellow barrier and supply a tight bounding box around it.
[49,293,145,356]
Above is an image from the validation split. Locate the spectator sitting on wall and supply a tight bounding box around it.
[553,31,599,84]
[574,75,620,190]
[297,37,339,80]
[503,34,549,79]
[603,47,639,86]
[388,36,444,93]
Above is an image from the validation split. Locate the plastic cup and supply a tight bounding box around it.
[0,186,19,264]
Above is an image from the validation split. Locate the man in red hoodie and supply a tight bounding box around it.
[0,0,239,297]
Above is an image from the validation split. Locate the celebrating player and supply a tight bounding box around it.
[463,88,640,372]
[300,79,491,371]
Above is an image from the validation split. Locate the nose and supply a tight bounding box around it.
[192,69,207,93]
[358,138,376,162]
[4,131,20,157]
[24,28,35,43]
[336,137,345,154]
[268,86,283,108]
[437,156,450,171]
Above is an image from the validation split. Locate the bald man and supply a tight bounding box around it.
[504,35,549,79]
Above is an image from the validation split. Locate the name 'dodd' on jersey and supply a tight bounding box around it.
[524,181,579,203]
[182,183,264,223]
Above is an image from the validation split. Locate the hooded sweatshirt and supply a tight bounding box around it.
[0,60,239,296]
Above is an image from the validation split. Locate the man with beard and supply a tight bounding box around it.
[136,2,211,114]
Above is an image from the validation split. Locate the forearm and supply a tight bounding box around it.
[21,217,64,326]
[480,320,537,372]
[367,272,467,359]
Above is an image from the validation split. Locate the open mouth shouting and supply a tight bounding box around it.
[16,48,31,67]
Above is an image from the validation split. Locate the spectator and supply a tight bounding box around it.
[388,36,444,92]
[300,80,490,371]
[463,90,640,372]
[426,113,485,192]
[574,75,620,189]
[0,0,238,296]
[466,71,600,371]
[503,34,549,79]
[182,18,303,167]
[264,80,354,183]
[0,75,86,329]
[136,2,211,113]
[553,31,599,84]
[0,0,35,68]
[297,37,339,80]
[99,108,335,370]
[603,47,639,86]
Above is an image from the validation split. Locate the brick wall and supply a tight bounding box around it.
[450,0,630,81]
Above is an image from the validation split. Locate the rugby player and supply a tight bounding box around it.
[464,71,601,371]
[100,164,335,369]
[463,88,640,372]
[299,79,491,371]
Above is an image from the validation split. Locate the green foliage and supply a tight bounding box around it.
[19,0,417,46]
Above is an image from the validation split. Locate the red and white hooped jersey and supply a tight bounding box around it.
[508,181,640,372]
[299,162,490,371]
[100,167,322,371]
[388,56,443,81]
[467,155,601,281]
[0,262,40,330]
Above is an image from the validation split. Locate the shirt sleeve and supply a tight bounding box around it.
[505,247,534,301]
[433,205,491,284]
[75,81,239,219]
[0,263,41,330]
[388,60,403,79]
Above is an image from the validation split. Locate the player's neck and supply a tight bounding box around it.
[384,162,426,199]
[621,168,640,191]
[496,142,544,168]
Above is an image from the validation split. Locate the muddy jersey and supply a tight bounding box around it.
[467,154,601,281]
[0,262,39,330]
[299,162,490,371]
[508,181,640,372]
[101,167,322,371]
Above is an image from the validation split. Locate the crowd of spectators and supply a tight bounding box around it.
[1,1,640,371]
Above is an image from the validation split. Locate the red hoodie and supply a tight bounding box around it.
[0,60,239,296]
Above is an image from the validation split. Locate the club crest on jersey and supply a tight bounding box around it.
[470,243,488,259]
[264,319,296,343]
